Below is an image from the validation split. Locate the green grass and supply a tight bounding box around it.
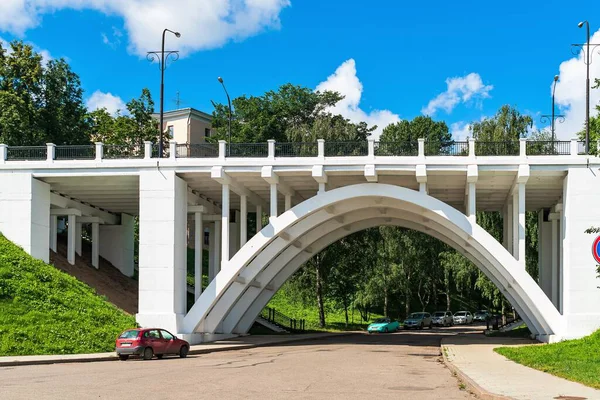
[495,329,600,389]
[266,290,383,332]
[0,233,137,356]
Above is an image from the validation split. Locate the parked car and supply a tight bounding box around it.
[367,317,400,333]
[403,312,432,329]
[453,311,473,325]
[473,310,490,322]
[116,328,190,361]
[431,311,454,327]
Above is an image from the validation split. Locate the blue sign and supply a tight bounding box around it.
[593,236,600,264]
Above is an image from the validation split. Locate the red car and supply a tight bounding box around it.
[115,328,190,361]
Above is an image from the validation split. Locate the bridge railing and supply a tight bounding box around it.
[260,307,306,332]
[0,138,598,162]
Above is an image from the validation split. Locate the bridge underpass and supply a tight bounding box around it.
[0,138,598,343]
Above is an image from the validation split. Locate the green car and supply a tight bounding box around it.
[367,317,400,333]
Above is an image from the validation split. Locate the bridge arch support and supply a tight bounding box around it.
[182,183,564,341]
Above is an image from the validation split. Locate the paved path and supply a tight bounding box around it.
[443,334,600,400]
[0,331,472,400]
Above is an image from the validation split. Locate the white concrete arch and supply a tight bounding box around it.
[183,184,564,340]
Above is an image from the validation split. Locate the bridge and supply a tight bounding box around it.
[1,137,599,343]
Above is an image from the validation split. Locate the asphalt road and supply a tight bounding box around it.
[0,327,479,400]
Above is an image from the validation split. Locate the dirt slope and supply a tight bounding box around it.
[50,235,138,315]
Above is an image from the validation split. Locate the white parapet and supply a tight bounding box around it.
[0,173,50,262]
[136,170,188,334]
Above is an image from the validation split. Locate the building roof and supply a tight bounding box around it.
[152,107,212,123]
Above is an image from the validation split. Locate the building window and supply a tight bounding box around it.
[167,125,174,138]
[205,128,211,138]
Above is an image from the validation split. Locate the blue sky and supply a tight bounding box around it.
[1,0,599,140]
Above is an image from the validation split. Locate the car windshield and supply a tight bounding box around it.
[409,313,426,319]
[373,318,388,323]
[119,329,139,339]
[455,312,466,316]
[433,312,445,317]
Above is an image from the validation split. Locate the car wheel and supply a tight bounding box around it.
[419,323,424,330]
[143,347,153,361]
[156,354,164,359]
[429,322,433,329]
[179,346,189,358]
[118,355,129,361]
[384,327,389,333]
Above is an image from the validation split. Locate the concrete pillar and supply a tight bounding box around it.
[318,183,326,194]
[50,215,58,253]
[467,182,476,223]
[75,222,82,257]
[208,224,215,282]
[99,214,135,276]
[419,183,427,193]
[214,220,221,276]
[67,214,76,265]
[256,205,262,234]
[0,173,50,263]
[502,203,508,249]
[549,212,560,308]
[517,183,526,267]
[285,194,292,212]
[194,211,203,301]
[136,170,187,334]
[538,210,553,298]
[240,195,247,247]
[268,139,275,160]
[221,184,230,263]
[507,200,514,255]
[91,222,99,268]
[270,183,278,220]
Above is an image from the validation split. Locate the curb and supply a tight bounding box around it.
[0,332,353,368]
[441,344,513,400]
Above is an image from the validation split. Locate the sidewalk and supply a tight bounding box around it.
[442,334,600,400]
[0,332,351,368]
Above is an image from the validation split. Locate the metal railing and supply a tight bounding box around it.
[6,146,47,161]
[325,141,368,157]
[103,145,144,159]
[151,144,170,158]
[374,141,418,156]
[475,141,520,156]
[526,141,570,156]
[227,143,268,158]
[275,142,318,157]
[176,143,219,158]
[425,140,469,156]
[55,145,95,160]
[260,307,306,332]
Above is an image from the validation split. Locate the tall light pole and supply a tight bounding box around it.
[572,21,600,154]
[540,75,565,142]
[147,29,181,158]
[218,76,232,155]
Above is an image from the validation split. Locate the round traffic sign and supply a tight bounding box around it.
[593,236,600,264]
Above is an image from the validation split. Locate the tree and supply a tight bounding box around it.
[472,105,533,156]
[210,83,344,143]
[0,40,90,145]
[380,116,452,155]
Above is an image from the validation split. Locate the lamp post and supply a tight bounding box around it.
[147,29,181,158]
[572,21,600,154]
[540,75,565,142]
[218,77,232,155]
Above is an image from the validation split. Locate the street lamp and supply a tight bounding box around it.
[540,75,565,142]
[147,29,181,158]
[572,21,600,154]
[218,77,232,155]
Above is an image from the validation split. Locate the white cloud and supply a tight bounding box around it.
[0,0,290,56]
[422,73,493,115]
[450,121,472,141]
[86,91,126,115]
[316,59,401,140]
[554,28,600,140]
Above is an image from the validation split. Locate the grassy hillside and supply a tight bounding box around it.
[496,329,600,389]
[266,289,384,332]
[0,234,137,356]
